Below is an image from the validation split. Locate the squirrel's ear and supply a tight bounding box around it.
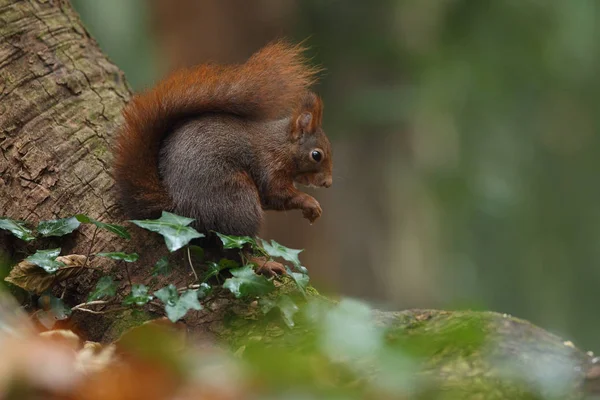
[292,112,313,140]
[296,112,313,131]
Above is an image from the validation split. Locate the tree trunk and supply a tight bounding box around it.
[0,0,128,250]
[0,1,597,398]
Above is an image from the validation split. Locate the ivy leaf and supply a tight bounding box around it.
[197,282,212,300]
[0,218,35,241]
[95,252,139,263]
[151,256,172,276]
[261,239,307,273]
[154,284,178,304]
[203,258,239,282]
[154,284,202,322]
[155,212,195,226]
[4,255,86,294]
[188,245,204,261]
[218,258,239,270]
[75,214,131,240]
[203,262,221,282]
[130,211,204,252]
[123,284,153,306]
[259,298,277,314]
[215,232,255,249]
[37,216,81,237]
[25,248,65,273]
[259,295,300,328]
[223,264,275,298]
[35,295,71,329]
[287,268,310,293]
[88,276,117,301]
[275,295,300,328]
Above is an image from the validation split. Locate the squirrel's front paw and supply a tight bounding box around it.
[301,197,322,223]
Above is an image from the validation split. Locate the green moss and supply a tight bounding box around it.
[92,142,108,157]
[101,308,153,343]
[382,311,587,399]
[222,304,587,399]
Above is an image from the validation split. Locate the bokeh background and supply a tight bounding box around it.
[71,0,600,353]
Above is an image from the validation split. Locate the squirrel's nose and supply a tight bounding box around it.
[322,177,332,188]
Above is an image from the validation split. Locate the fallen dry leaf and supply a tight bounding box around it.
[4,255,86,294]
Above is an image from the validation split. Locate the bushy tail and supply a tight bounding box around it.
[113,41,320,218]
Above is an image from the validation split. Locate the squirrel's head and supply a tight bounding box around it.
[290,92,332,189]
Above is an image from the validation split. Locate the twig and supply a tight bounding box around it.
[240,251,250,265]
[177,284,200,292]
[83,225,99,269]
[73,306,128,315]
[121,261,133,287]
[71,300,127,315]
[123,260,133,287]
[71,300,109,310]
[187,247,199,282]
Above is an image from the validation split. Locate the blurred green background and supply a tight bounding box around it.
[71,0,600,353]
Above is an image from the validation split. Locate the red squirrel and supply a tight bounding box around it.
[113,41,332,274]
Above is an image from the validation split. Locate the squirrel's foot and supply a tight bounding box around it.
[247,255,286,277]
[301,196,322,223]
[255,260,287,277]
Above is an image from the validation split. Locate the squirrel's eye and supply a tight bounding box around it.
[311,150,323,162]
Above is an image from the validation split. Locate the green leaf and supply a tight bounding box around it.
[95,252,139,263]
[154,284,178,304]
[25,248,65,273]
[154,284,202,322]
[0,218,35,241]
[197,282,211,299]
[261,239,307,273]
[203,262,222,282]
[259,298,277,314]
[219,258,239,269]
[259,296,300,328]
[36,295,71,329]
[88,276,117,301]
[37,216,80,237]
[215,232,255,249]
[188,245,205,261]
[151,256,172,276]
[130,211,204,252]
[203,258,239,282]
[288,268,310,293]
[75,214,131,239]
[275,295,300,328]
[223,264,275,298]
[123,284,153,306]
[156,212,195,226]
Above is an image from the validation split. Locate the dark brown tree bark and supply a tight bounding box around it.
[0,1,597,398]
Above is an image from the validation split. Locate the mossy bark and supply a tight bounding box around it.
[0,1,597,398]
